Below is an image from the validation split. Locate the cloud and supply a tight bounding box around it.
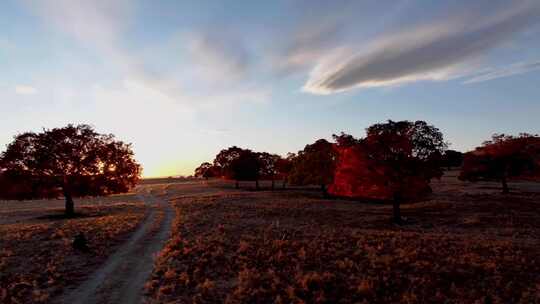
[464,60,540,83]
[303,1,540,94]
[271,0,414,76]
[22,0,267,110]
[15,85,37,95]
[187,32,251,82]
[275,20,344,74]
[22,0,132,54]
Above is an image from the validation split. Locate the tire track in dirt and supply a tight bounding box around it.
[57,192,174,304]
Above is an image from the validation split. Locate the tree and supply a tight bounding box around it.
[276,153,295,189]
[232,149,261,189]
[213,146,244,183]
[0,124,141,216]
[0,169,37,200]
[289,139,336,196]
[363,120,446,223]
[194,162,218,180]
[213,146,261,189]
[459,133,540,194]
[332,132,361,147]
[442,150,463,170]
[257,152,281,190]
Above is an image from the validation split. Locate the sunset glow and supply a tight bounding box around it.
[2,2,540,303]
[1,0,539,177]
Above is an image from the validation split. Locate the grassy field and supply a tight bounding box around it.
[145,172,540,303]
[1,173,539,303]
[0,194,147,303]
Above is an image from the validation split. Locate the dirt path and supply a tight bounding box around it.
[57,192,174,304]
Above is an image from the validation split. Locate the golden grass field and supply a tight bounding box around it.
[145,172,540,303]
[0,194,147,303]
[1,171,539,303]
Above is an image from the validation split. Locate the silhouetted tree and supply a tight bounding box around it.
[364,120,446,224]
[213,146,244,186]
[276,153,295,189]
[258,152,281,190]
[333,132,361,147]
[442,150,463,170]
[289,139,336,196]
[459,133,540,194]
[232,150,262,189]
[0,169,38,200]
[0,124,141,216]
[213,146,261,189]
[194,162,218,180]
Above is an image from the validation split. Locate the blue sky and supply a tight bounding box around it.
[1,0,540,177]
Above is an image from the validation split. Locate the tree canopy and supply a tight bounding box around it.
[258,152,282,189]
[329,121,446,223]
[194,162,218,179]
[0,124,141,215]
[442,150,464,169]
[459,133,540,193]
[213,146,244,180]
[333,132,361,148]
[363,120,446,192]
[212,146,262,188]
[275,153,295,189]
[288,139,336,195]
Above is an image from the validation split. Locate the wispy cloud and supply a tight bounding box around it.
[303,1,540,94]
[22,0,132,54]
[22,0,267,110]
[464,60,540,83]
[187,31,251,82]
[272,0,411,76]
[275,20,343,74]
[20,0,540,100]
[15,85,37,95]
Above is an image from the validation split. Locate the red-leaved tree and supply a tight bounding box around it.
[276,153,295,189]
[459,133,540,193]
[330,121,446,223]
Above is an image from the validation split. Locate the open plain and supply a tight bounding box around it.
[1,172,539,303]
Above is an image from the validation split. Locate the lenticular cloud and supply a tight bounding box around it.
[303,2,540,94]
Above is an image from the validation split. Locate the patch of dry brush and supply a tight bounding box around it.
[0,203,146,303]
[146,192,540,303]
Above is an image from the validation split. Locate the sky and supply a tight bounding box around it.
[1,0,540,177]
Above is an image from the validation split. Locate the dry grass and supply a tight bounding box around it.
[0,192,141,224]
[0,199,146,303]
[146,174,540,303]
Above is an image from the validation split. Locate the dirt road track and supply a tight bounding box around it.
[57,192,174,304]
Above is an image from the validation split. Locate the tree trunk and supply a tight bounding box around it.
[321,184,328,197]
[255,180,260,190]
[393,192,402,224]
[282,180,287,189]
[271,179,275,190]
[501,176,509,194]
[235,180,239,189]
[64,191,75,217]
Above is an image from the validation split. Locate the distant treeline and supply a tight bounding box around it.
[1,121,538,223]
[195,120,540,223]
